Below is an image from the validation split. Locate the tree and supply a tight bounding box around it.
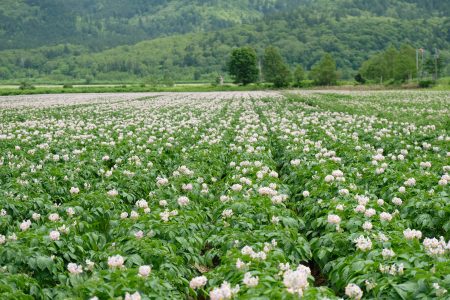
[394,44,416,82]
[425,55,444,81]
[360,44,419,83]
[262,46,292,88]
[354,73,366,84]
[310,53,338,85]
[293,65,305,87]
[228,47,259,85]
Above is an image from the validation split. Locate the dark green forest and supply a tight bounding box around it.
[0,0,449,83]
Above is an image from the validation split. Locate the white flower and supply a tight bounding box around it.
[32,213,41,220]
[107,255,125,268]
[241,245,254,256]
[210,282,239,300]
[336,204,344,211]
[156,177,169,186]
[382,248,395,259]
[85,259,95,271]
[67,263,83,274]
[403,228,422,240]
[130,211,139,219]
[49,230,60,241]
[48,213,60,222]
[66,207,75,217]
[124,292,141,300]
[404,178,416,187]
[222,209,233,218]
[339,189,349,196]
[134,230,144,239]
[243,272,259,287]
[159,200,168,206]
[362,221,373,231]
[189,275,207,289]
[138,265,151,277]
[324,175,335,183]
[107,189,118,197]
[236,258,247,270]
[392,197,403,206]
[345,283,363,300]
[177,196,190,206]
[135,199,148,209]
[302,190,310,197]
[160,210,170,222]
[332,170,344,177]
[120,212,128,219]
[327,214,341,225]
[291,159,301,166]
[354,205,365,213]
[231,184,242,192]
[19,220,31,231]
[423,237,449,257]
[70,187,80,194]
[364,208,376,218]
[283,265,310,296]
[271,216,280,224]
[258,187,277,196]
[380,212,392,222]
[354,235,372,251]
[182,183,193,191]
[0,235,6,244]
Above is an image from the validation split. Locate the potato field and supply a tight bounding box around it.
[0,91,449,299]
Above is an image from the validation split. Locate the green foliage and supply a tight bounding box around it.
[228,47,259,85]
[0,0,448,83]
[293,65,306,87]
[310,54,339,86]
[418,80,434,88]
[262,46,291,88]
[360,44,417,83]
[354,73,366,84]
[18,82,35,90]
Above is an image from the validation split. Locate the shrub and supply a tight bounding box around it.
[418,80,434,88]
[19,82,35,90]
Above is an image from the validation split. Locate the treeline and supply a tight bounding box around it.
[359,45,444,83]
[227,44,445,87]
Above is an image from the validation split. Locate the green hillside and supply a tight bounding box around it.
[0,0,300,51]
[0,0,448,82]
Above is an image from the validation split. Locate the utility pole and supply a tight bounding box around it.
[416,49,419,81]
[258,59,263,82]
[419,48,425,79]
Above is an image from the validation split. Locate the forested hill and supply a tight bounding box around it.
[0,0,449,82]
[0,0,305,51]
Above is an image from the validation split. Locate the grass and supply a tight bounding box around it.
[0,84,273,96]
[1,78,449,96]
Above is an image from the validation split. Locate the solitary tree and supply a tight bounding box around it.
[228,47,259,85]
[310,53,338,86]
[262,46,291,88]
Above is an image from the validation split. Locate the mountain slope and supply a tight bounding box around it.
[0,0,448,82]
[0,0,302,51]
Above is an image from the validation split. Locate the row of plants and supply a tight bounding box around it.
[261,95,449,299]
